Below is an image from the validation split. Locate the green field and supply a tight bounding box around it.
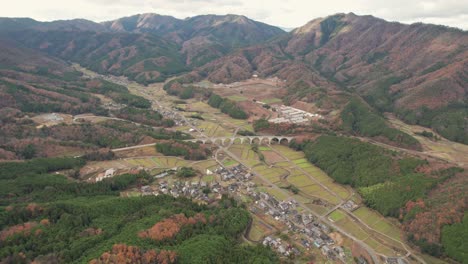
[253,165,288,184]
[262,98,282,104]
[223,159,238,167]
[292,158,309,165]
[193,160,218,171]
[227,95,248,102]
[270,145,305,159]
[329,210,346,222]
[201,174,215,182]
[287,174,313,187]
[259,146,271,151]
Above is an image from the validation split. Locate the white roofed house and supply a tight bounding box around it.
[105,168,115,178]
[96,168,116,182]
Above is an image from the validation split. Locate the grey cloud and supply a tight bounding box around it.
[0,0,466,29]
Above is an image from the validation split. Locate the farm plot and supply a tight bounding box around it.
[227,95,248,102]
[198,121,231,137]
[262,98,282,104]
[353,207,402,242]
[287,174,313,187]
[193,160,219,172]
[263,151,286,164]
[301,166,332,182]
[260,187,290,201]
[270,145,305,160]
[329,210,346,222]
[223,159,238,167]
[253,165,288,184]
[335,216,369,241]
[248,216,274,242]
[231,145,261,167]
[299,184,340,205]
[154,157,190,168]
[274,161,294,168]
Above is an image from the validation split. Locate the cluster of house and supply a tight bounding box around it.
[216,165,252,182]
[252,192,345,261]
[160,108,187,126]
[269,105,323,124]
[138,165,255,203]
[262,236,300,257]
[141,180,221,202]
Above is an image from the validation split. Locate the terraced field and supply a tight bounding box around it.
[329,209,346,222]
[193,160,219,172]
[353,207,402,242]
[252,164,289,184]
[335,213,404,256]
[229,145,262,167]
[199,121,232,137]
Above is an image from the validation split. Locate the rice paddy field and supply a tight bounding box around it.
[329,209,346,222]
[222,159,238,167]
[353,207,402,242]
[192,160,219,172]
[270,145,305,159]
[252,165,288,184]
[198,121,232,137]
[229,145,261,167]
[334,213,405,256]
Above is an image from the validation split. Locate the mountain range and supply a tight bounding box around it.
[0,13,466,144]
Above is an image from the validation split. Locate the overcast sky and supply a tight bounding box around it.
[1,0,467,30]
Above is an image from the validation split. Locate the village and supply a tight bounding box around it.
[102,162,352,262]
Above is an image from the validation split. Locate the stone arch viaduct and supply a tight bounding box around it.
[185,136,294,145]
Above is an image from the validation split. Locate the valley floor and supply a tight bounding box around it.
[71,66,461,264]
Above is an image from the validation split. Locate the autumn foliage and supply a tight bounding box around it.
[0,222,38,241]
[138,213,207,241]
[89,244,177,264]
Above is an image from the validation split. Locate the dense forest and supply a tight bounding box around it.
[441,213,468,263]
[0,157,278,264]
[156,141,211,160]
[207,94,248,120]
[341,98,420,149]
[396,103,468,144]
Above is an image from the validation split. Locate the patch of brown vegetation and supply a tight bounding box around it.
[401,170,467,244]
[0,222,38,241]
[89,244,177,264]
[138,213,207,241]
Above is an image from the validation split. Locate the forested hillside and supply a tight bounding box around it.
[0,158,278,264]
[293,135,466,260]
[341,98,421,149]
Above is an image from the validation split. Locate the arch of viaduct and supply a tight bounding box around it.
[185,136,294,145]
